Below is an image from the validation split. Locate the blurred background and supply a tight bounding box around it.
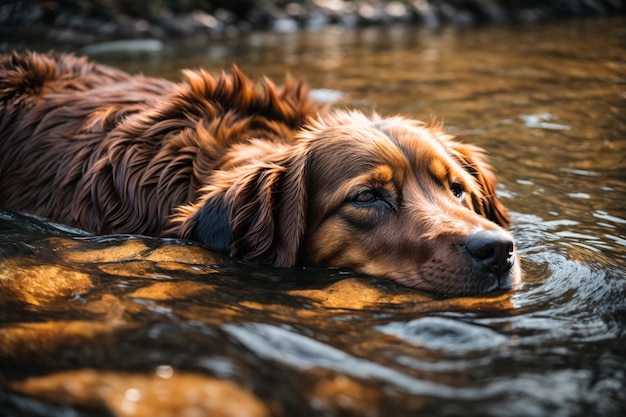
[2,0,625,43]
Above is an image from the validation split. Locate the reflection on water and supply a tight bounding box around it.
[1,17,626,417]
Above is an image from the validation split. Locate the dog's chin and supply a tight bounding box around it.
[384,255,522,297]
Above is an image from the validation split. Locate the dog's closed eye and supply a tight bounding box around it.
[351,189,397,211]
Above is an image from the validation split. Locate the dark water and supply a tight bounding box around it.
[1,17,625,417]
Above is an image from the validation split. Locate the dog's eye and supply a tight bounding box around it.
[450,183,465,201]
[352,190,397,211]
[353,190,378,204]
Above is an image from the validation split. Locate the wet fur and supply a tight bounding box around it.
[0,51,520,295]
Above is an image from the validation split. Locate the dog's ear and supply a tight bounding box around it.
[450,142,511,228]
[172,147,307,267]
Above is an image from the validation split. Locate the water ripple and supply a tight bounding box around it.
[222,322,452,396]
[376,316,508,353]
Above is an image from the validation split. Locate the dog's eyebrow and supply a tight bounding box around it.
[428,157,449,183]
[371,165,394,183]
[340,165,395,194]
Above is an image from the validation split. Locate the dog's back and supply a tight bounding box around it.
[0,51,178,234]
[0,51,317,236]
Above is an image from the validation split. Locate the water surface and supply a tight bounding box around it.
[1,17,625,417]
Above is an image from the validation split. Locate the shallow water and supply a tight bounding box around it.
[1,17,625,417]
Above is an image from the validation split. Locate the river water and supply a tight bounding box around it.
[1,16,625,417]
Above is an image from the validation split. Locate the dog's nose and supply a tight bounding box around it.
[463,229,515,277]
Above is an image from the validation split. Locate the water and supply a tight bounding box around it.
[1,17,625,417]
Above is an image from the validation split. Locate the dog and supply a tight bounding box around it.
[0,51,520,296]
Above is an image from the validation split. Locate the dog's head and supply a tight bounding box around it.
[175,110,521,296]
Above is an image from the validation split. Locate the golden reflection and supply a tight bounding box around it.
[0,236,222,307]
[289,278,431,308]
[310,374,382,414]
[82,294,143,319]
[10,369,269,417]
[59,238,151,263]
[0,259,92,306]
[127,281,216,300]
[97,261,166,278]
[57,237,218,265]
[289,277,515,312]
[142,244,217,263]
[0,321,136,358]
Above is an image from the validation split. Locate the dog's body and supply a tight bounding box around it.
[0,51,520,295]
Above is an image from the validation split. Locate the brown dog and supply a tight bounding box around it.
[0,51,520,296]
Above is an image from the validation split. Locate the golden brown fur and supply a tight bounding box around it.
[0,51,520,296]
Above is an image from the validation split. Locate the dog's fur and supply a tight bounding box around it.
[0,51,520,295]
